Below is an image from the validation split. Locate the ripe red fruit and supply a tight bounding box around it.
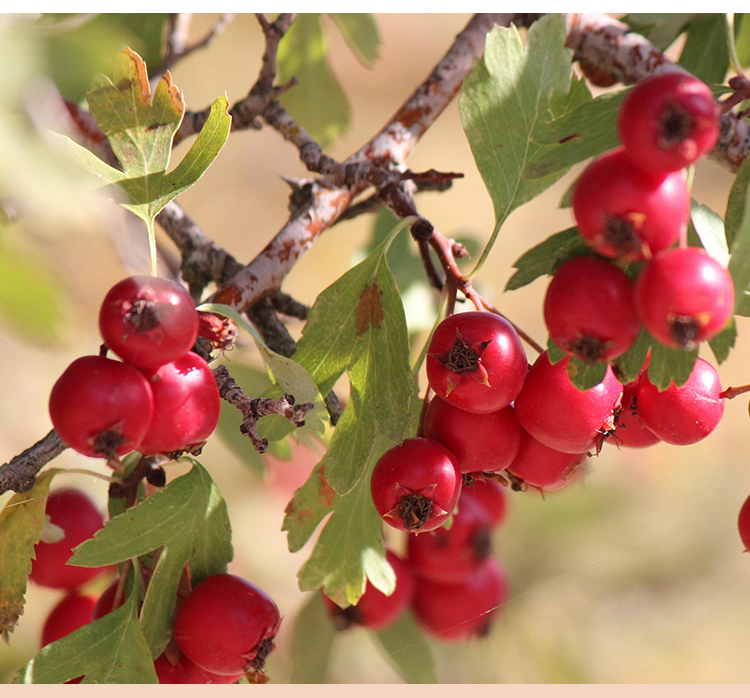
[572,147,689,261]
[426,312,527,414]
[634,247,734,350]
[544,255,640,364]
[507,429,587,490]
[407,490,493,585]
[99,276,199,369]
[154,653,244,684]
[412,556,508,642]
[618,71,719,172]
[30,489,108,590]
[49,356,154,459]
[636,358,723,445]
[613,378,661,449]
[460,477,508,528]
[137,352,221,455]
[173,573,281,676]
[92,578,123,620]
[323,550,415,631]
[41,592,96,647]
[370,437,462,533]
[423,397,521,474]
[514,352,623,454]
[738,495,750,552]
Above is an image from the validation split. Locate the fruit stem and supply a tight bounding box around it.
[719,383,750,399]
[416,385,433,437]
[59,469,119,484]
[726,14,746,80]
[474,293,544,354]
[147,218,159,277]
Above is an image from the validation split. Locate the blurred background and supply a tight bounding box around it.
[1,13,750,683]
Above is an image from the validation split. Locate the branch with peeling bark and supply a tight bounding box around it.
[213,365,313,454]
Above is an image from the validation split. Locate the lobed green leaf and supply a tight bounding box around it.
[678,14,730,84]
[646,341,698,391]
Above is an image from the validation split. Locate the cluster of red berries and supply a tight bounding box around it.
[325,478,508,642]
[560,70,731,363]
[49,276,221,460]
[32,488,280,684]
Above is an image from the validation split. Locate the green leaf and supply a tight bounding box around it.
[735,13,750,67]
[0,470,59,638]
[728,180,750,316]
[566,357,608,391]
[55,49,231,229]
[277,13,350,148]
[283,464,335,553]
[646,341,698,390]
[709,316,737,364]
[294,442,394,605]
[623,14,699,50]
[15,569,157,684]
[329,14,381,69]
[725,154,750,249]
[372,611,438,684]
[459,14,578,274]
[690,200,729,266]
[0,239,66,344]
[524,88,626,180]
[198,303,327,437]
[289,592,335,684]
[293,219,415,494]
[547,336,566,364]
[505,227,590,291]
[678,14,729,84]
[70,461,232,657]
[40,14,167,103]
[611,328,651,385]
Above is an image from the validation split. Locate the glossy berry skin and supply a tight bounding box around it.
[137,352,220,455]
[173,573,281,676]
[49,356,154,459]
[572,147,689,261]
[613,379,661,449]
[370,437,462,533]
[738,495,750,552]
[323,550,415,631]
[544,256,640,364]
[99,276,199,369]
[412,556,508,642]
[154,653,244,684]
[423,397,521,474]
[460,478,508,528]
[426,312,527,414]
[41,592,96,647]
[507,429,587,490]
[634,247,734,350]
[514,352,623,454]
[407,490,493,585]
[30,489,108,590]
[636,358,723,446]
[618,72,719,172]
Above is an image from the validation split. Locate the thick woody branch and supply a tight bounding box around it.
[213,365,313,454]
[0,430,66,495]
[565,12,750,171]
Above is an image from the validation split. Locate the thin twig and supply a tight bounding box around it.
[0,430,66,495]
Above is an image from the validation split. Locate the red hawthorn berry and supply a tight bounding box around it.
[49,356,154,459]
[513,352,623,454]
[407,489,493,585]
[507,428,587,490]
[423,396,521,474]
[426,312,527,414]
[99,275,199,369]
[613,376,661,449]
[634,247,734,350]
[544,255,640,364]
[572,147,689,261]
[137,352,221,455]
[173,574,281,676]
[370,437,462,533]
[323,550,415,631]
[412,556,509,642]
[636,358,723,445]
[460,477,508,528]
[30,489,108,590]
[41,592,96,647]
[618,71,719,172]
[738,495,750,552]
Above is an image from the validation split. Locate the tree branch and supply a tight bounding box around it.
[0,430,66,495]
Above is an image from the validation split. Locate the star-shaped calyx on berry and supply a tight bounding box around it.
[383,482,448,533]
[429,329,491,396]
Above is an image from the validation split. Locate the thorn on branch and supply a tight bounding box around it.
[213,365,313,454]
